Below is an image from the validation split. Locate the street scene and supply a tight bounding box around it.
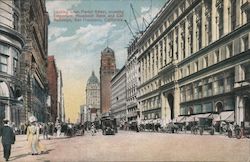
[0,0,250,161]
[0,131,250,162]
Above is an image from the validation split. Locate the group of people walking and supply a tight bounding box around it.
[0,116,47,161]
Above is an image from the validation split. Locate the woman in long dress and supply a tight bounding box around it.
[27,116,46,155]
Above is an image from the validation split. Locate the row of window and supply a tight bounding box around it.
[138,0,249,85]
[180,99,234,115]
[180,75,234,102]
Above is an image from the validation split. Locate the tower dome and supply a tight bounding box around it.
[87,71,99,85]
[101,46,114,55]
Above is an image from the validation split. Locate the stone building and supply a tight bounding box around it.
[126,38,139,123]
[86,71,100,119]
[47,56,57,122]
[100,47,116,114]
[0,0,25,125]
[137,0,250,126]
[111,66,127,126]
[18,0,49,123]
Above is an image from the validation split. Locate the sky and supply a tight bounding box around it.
[46,0,166,122]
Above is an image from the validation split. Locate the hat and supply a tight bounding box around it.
[29,116,37,123]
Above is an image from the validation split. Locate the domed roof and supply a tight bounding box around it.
[87,71,99,84]
[102,46,114,54]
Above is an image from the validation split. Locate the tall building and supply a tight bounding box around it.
[0,0,25,125]
[100,47,116,114]
[126,38,139,123]
[19,0,49,123]
[57,70,64,122]
[86,71,100,119]
[136,0,250,126]
[47,56,58,122]
[111,66,127,125]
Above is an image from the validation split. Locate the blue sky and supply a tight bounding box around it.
[46,0,166,122]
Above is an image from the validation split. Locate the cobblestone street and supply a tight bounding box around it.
[0,131,250,162]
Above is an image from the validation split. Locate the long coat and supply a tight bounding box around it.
[0,125,15,145]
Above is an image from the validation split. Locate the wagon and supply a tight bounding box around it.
[198,117,215,135]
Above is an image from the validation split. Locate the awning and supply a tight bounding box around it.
[185,113,211,122]
[173,116,185,123]
[213,111,234,122]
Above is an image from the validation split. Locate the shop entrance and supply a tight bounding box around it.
[167,94,174,120]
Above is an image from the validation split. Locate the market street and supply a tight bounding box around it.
[0,131,250,162]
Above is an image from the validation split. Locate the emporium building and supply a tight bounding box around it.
[137,0,250,126]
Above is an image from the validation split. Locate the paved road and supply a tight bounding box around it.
[0,131,250,162]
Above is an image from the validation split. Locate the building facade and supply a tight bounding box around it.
[126,39,139,123]
[19,0,49,123]
[0,0,25,125]
[111,66,127,126]
[100,47,116,114]
[57,70,64,122]
[137,0,250,125]
[47,56,58,122]
[86,71,100,118]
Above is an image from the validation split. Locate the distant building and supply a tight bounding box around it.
[126,38,139,123]
[86,71,100,118]
[100,47,116,114]
[111,66,127,125]
[57,70,65,122]
[47,56,58,122]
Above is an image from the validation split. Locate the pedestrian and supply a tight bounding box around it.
[0,119,16,161]
[42,123,49,140]
[26,116,46,155]
[55,118,61,137]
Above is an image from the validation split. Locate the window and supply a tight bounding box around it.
[226,43,233,58]
[0,44,9,54]
[0,55,8,73]
[215,50,220,63]
[194,104,202,114]
[242,36,249,51]
[194,61,198,72]
[203,103,212,113]
[13,13,19,31]
[218,3,224,38]
[204,56,208,68]
[186,65,190,76]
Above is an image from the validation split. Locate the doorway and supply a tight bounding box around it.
[167,94,174,120]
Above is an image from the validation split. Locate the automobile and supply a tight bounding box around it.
[198,117,215,135]
[74,124,84,136]
[101,115,117,135]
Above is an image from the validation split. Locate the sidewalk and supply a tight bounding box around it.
[0,134,64,162]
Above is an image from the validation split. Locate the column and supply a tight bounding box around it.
[211,0,217,42]
[177,25,182,62]
[201,0,206,48]
[161,92,166,126]
[162,37,166,67]
[223,0,229,35]
[192,12,197,53]
[185,18,189,58]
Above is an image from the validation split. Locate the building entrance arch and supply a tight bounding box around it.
[167,93,174,120]
[215,102,223,113]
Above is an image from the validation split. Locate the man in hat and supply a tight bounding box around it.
[0,119,16,161]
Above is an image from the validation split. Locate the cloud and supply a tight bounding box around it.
[48,27,68,40]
